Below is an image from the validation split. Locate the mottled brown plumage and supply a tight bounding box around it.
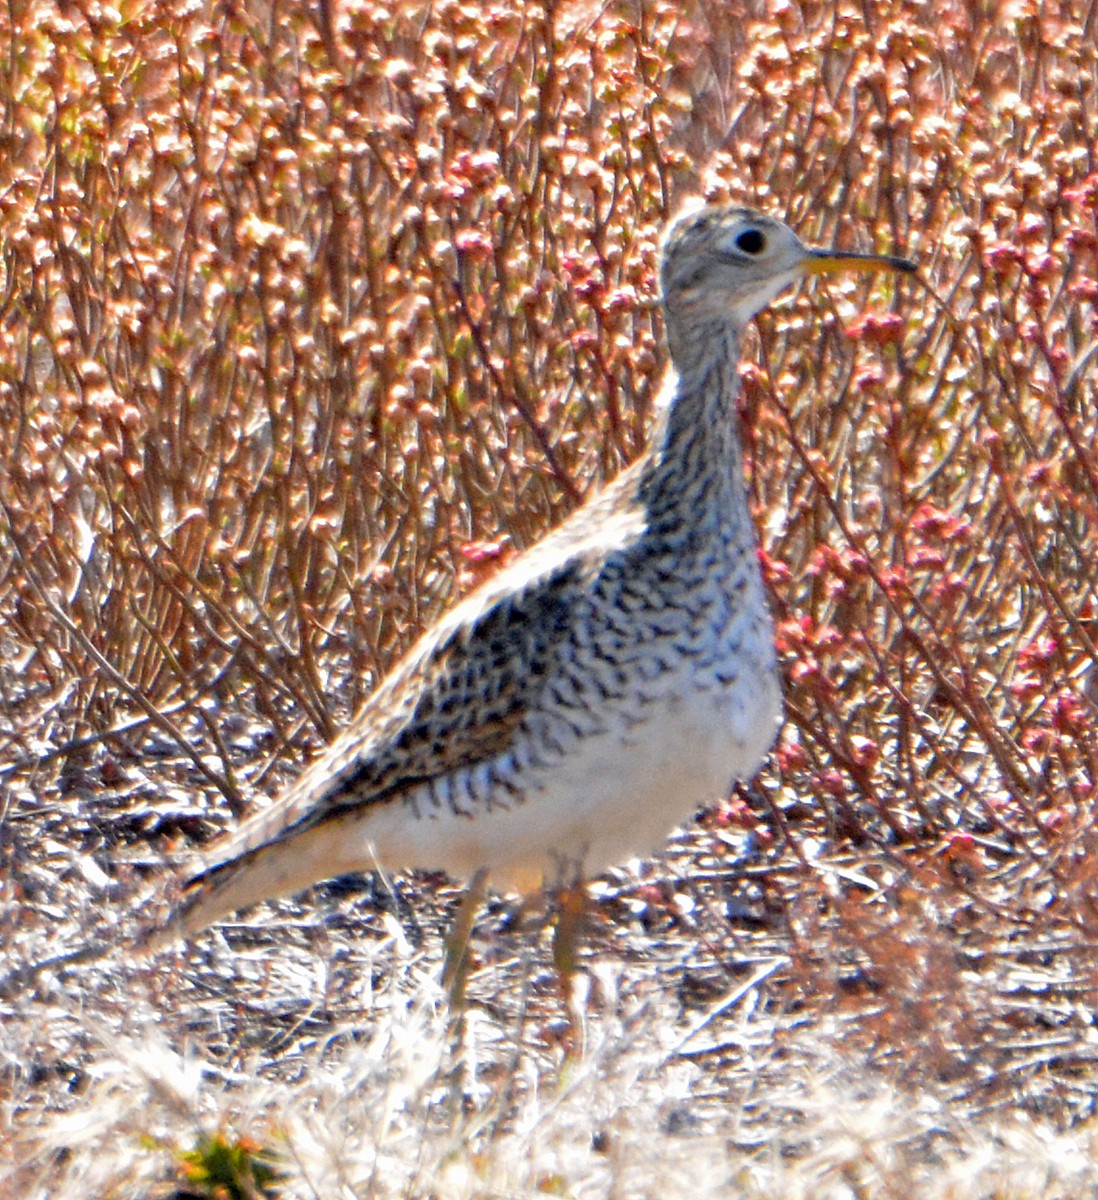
[142,206,913,952]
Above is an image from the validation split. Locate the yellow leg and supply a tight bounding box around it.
[441,867,488,1012]
[551,883,588,1054]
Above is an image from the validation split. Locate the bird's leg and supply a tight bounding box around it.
[551,881,589,1054]
[441,866,488,1012]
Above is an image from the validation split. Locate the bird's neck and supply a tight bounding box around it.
[639,316,752,541]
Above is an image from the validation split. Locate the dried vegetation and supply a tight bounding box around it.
[2,0,1098,1195]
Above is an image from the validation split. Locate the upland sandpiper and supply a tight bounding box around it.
[144,205,914,971]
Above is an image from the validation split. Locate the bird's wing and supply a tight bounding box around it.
[189,464,649,880]
[132,558,588,951]
[192,557,585,877]
[127,466,653,950]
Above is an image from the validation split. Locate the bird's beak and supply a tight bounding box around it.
[805,248,917,276]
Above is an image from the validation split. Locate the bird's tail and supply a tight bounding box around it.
[133,815,362,955]
[130,854,272,956]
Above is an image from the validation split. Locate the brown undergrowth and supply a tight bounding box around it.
[2,0,1097,1195]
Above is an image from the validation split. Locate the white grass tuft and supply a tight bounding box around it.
[10,934,1098,1200]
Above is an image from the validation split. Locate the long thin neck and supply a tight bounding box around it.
[638,313,752,544]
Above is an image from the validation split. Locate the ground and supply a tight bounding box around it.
[2,1,1098,1196]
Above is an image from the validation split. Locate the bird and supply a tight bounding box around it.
[141,204,914,983]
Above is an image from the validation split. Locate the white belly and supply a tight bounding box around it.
[350,651,783,892]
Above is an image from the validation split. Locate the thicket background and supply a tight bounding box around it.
[2,0,1098,1195]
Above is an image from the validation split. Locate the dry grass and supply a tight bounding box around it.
[2,0,1098,1195]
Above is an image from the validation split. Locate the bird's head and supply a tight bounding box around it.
[659,205,915,330]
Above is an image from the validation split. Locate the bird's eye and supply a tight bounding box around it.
[735,228,767,255]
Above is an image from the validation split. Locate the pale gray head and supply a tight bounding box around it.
[659,204,916,343]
